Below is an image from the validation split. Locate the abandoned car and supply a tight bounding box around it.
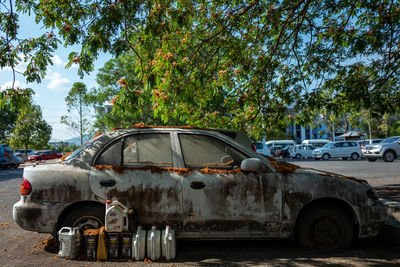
[13,127,387,250]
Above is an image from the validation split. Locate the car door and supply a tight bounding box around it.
[177,132,281,238]
[331,142,343,157]
[304,145,315,157]
[341,142,351,157]
[89,132,184,230]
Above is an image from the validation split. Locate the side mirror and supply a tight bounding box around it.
[241,158,265,172]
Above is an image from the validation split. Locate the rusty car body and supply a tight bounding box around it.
[13,127,387,250]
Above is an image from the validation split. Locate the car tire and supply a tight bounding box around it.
[61,205,105,234]
[322,153,330,160]
[351,153,359,160]
[297,205,353,251]
[295,154,302,159]
[366,157,377,162]
[383,150,395,162]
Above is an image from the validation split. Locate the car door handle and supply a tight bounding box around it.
[99,179,116,187]
[190,181,206,190]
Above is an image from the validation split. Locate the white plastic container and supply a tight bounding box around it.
[146,225,161,261]
[105,200,129,232]
[161,224,176,260]
[58,227,80,259]
[132,225,146,260]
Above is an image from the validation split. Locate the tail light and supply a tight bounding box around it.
[251,143,256,152]
[20,177,32,195]
[4,150,7,157]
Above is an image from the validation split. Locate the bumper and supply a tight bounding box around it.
[13,197,65,234]
[356,202,388,238]
[363,149,383,158]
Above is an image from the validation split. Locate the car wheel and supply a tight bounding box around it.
[295,154,302,159]
[351,153,359,160]
[366,157,377,162]
[297,205,353,251]
[383,151,395,162]
[62,205,105,235]
[322,153,330,160]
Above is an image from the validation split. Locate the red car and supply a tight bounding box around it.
[27,150,62,161]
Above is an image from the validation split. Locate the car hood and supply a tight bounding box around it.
[295,167,368,184]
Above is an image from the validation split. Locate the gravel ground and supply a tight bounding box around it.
[1,160,400,266]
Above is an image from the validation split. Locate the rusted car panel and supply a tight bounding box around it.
[278,168,387,238]
[13,127,388,247]
[89,168,183,231]
[181,171,281,238]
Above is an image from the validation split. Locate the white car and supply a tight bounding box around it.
[13,127,387,251]
[290,145,316,159]
[313,141,362,160]
[254,141,272,156]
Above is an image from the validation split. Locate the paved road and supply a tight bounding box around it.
[0,163,399,266]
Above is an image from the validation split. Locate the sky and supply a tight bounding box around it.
[0,12,112,141]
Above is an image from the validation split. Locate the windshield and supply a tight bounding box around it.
[64,134,104,161]
[33,151,44,155]
[382,136,400,143]
[321,142,333,148]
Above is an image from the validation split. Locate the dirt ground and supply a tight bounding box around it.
[1,164,400,266]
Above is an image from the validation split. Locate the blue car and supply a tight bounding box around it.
[0,144,16,169]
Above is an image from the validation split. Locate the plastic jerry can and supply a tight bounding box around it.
[132,225,146,260]
[147,225,161,261]
[58,227,81,260]
[105,200,129,232]
[161,224,176,260]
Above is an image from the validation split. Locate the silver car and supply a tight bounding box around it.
[14,127,387,250]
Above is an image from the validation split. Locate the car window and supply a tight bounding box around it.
[342,142,349,147]
[123,133,172,167]
[350,142,357,147]
[95,139,122,166]
[255,143,263,149]
[179,134,248,170]
[333,143,341,148]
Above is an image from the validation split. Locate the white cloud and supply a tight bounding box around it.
[46,71,71,91]
[1,80,27,91]
[51,55,65,66]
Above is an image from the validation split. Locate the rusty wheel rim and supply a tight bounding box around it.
[72,216,103,234]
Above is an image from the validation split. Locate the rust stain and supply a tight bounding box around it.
[91,131,104,140]
[0,223,10,226]
[83,228,100,236]
[59,152,72,162]
[93,164,245,175]
[261,155,366,183]
[131,123,202,129]
[305,167,367,183]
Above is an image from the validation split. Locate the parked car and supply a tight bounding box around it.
[301,139,330,148]
[254,141,272,156]
[363,136,400,162]
[290,145,316,159]
[15,149,35,160]
[14,127,387,251]
[274,145,292,158]
[266,140,295,151]
[14,152,25,164]
[27,150,62,161]
[313,141,362,160]
[0,144,15,169]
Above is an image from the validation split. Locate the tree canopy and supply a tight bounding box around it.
[2,0,400,138]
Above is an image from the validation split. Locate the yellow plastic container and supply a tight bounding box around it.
[97,226,108,261]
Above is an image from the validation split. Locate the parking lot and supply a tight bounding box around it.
[0,159,400,266]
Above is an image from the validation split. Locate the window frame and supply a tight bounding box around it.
[92,130,176,168]
[176,132,251,170]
